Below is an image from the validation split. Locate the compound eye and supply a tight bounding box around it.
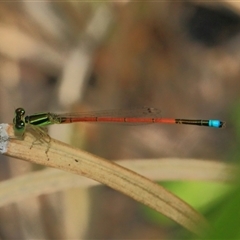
[16,120,25,130]
[15,108,25,116]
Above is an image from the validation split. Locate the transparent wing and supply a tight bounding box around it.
[55,107,162,118]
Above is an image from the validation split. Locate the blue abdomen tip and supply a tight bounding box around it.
[209,120,221,128]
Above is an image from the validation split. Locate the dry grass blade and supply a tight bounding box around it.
[0,158,235,211]
[2,124,210,235]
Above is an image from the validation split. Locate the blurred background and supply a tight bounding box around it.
[0,1,239,239]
